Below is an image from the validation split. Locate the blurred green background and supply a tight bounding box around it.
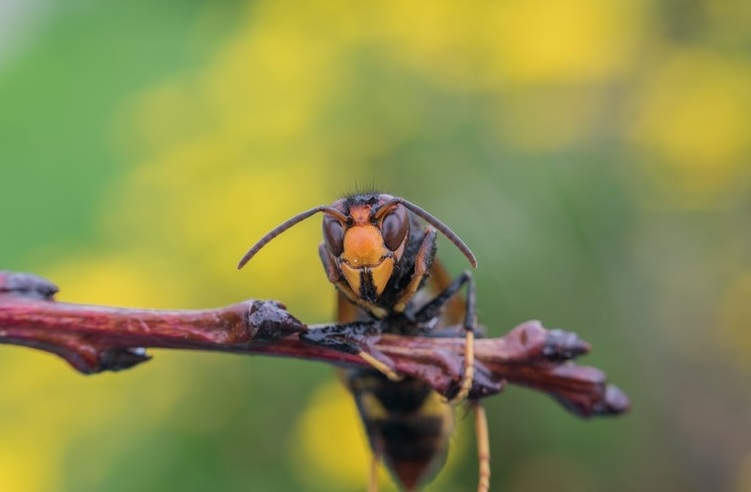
[1,1,750,491]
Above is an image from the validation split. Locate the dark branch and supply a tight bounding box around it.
[0,271,629,418]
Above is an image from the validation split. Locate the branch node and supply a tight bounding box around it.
[98,347,153,373]
[600,384,631,416]
[246,300,305,343]
[0,271,58,300]
[543,329,591,361]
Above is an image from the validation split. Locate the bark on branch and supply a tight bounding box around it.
[0,271,629,418]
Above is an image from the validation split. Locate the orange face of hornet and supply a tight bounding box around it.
[322,196,409,303]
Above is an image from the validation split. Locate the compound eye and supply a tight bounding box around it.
[381,205,408,251]
[323,215,344,256]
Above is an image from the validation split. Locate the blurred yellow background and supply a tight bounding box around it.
[1,1,749,491]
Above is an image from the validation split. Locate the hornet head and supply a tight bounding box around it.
[238,193,476,303]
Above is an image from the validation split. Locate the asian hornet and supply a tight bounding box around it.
[238,193,489,492]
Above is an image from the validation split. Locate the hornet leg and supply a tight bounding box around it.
[474,402,491,492]
[414,270,477,405]
[393,227,437,313]
[369,454,379,492]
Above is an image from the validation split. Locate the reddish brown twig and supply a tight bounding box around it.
[0,271,629,418]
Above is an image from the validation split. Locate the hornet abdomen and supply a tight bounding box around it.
[347,369,454,491]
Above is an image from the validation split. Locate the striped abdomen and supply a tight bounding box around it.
[346,369,454,491]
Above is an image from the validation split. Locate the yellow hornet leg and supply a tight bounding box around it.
[369,454,379,492]
[446,330,475,405]
[474,403,491,492]
[359,351,403,382]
